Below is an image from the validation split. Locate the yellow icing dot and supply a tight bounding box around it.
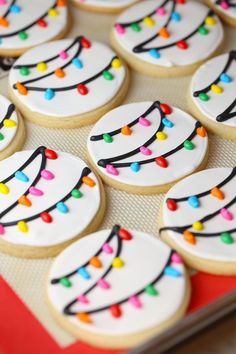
[48,8,58,17]
[192,221,203,231]
[36,62,47,72]
[0,183,9,195]
[205,16,216,26]
[17,221,28,233]
[3,119,17,128]
[111,58,122,69]
[156,132,167,140]
[143,17,155,26]
[211,84,223,94]
[112,257,124,268]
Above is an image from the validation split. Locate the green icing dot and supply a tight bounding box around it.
[20,67,29,76]
[198,26,209,35]
[184,140,194,150]
[59,277,71,287]
[145,285,158,296]
[220,232,234,245]
[131,23,141,32]
[199,92,209,101]
[18,31,28,40]
[103,133,113,143]
[0,132,4,141]
[103,70,113,81]
[71,189,82,198]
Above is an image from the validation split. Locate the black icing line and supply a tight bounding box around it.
[13,56,118,92]
[90,101,161,141]
[0,0,58,38]
[98,121,201,169]
[170,167,236,203]
[0,103,15,129]
[1,0,16,19]
[216,98,236,122]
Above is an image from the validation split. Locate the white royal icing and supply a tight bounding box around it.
[9,38,126,118]
[87,101,208,188]
[75,0,138,10]
[47,227,187,336]
[209,0,236,20]
[191,52,236,128]
[0,0,67,50]
[162,167,236,263]
[112,0,223,67]
[0,147,101,247]
[0,94,18,152]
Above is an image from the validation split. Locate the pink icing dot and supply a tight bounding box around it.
[59,51,68,60]
[97,278,110,289]
[140,146,152,155]
[139,117,151,126]
[102,243,113,254]
[29,187,44,196]
[220,1,229,9]
[171,252,182,264]
[106,164,119,176]
[115,24,125,35]
[156,7,166,16]
[0,0,6,5]
[77,295,89,304]
[129,295,142,309]
[40,169,54,180]
[0,224,5,235]
[220,208,233,221]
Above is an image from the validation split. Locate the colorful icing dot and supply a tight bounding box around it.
[211,187,224,200]
[171,12,181,21]
[37,62,47,72]
[10,4,21,13]
[78,267,90,280]
[103,70,113,80]
[54,68,65,78]
[139,117,151,126]
[18,31,28,40]
[56,202,69,214]
[77,83,88,95]
[3,119,16,128]
[205,16,216,26]
[198,26,209,35]
[76,313,92,324]
[44,89,55,100]
[220,73,232,83]
[112,257,124,268]
[0,0,6,5]
[71,189,82,198]
[17,220,28,233]
[89,256,102,268]
[121,125,132,135]
[77,295,89,304]
[29,186,44,196]
[15,171,29,182]
[156,132,167,140]
[184,140,194,150]
[82,176,96,187]
[159,27,170,38]
[0,17,8,27]
[0,183,9,194]
[110,304,122,318]
[40,212,52,223]
[183,230,196,245]
[59,277,71,287]
[0,224,5,235]
[148,49,160,59]
[198,92,209,101]
[44,148,58,160]
[143,16,155,26]
[18,195,31,207]
[211,84,223,94]
[0,132,4,141]
[220,232,234,245]
[118,228,132,240]
[115,24,125,35]
[130,162,140,173]
[48,8,58,16]
[140,146,151,155]
[164,266,181,277]
[20,67,29,76]
[197,126,207,137]
[59,51,68,60]
[131,23,141,32]
[187,196,199,208]
[36,19,47,27]
[220,208,233,221]
[102,243,113,254]
[166,198,177,211]
[176,40,188,50]
[97,278,110,289]
[106,164,119,176]
[72,58,83,69]
[171,252,182,264]
[155,156,168,168]
[111,58,121,68]
[145,284,158,296]
[160,103,172,114]
[156,7,166,16]
[162,117,174,128]
[192,221,203,231]
[57,0,65,7]
[129,295,142,309]
[40,169,54,180]
[80,37,91,49]
[16,82,28,95]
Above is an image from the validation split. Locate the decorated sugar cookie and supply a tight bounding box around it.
[189,51,236,140]
[111,0,224,77]
[47,225,190,348]
[204,0,236,27]
[0,146,105,258]
[87,101,209,194]
[0,0,68,57]
[8,37,128,128]
[71,0,139,14]
[160,167,236,275]
[0,94,25,160]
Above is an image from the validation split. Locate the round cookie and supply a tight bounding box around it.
[110,0,224,77]
[0,146,105,258]
[8,37,129,128]
[189,51,236,140]
[204,0,236,27]
[159,167,236,275]
[71,0,139,14]
[0,94,26,160]
[87,101,209,194]
[0,0,69,57]
[47,225,190,349]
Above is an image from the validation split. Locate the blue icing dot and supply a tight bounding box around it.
[220,73,232,83]
[164,266,182,277]
[72,58,83,69]
[171,12,181,22]
[10,5,21,13]
[188,196,199,208]
[130,162,140,172]
[148,49,160,59]
[77,267,90,280]
[44,88,55,100]
[56,202,69,214]
[15,170,29,182]
[162,117,174,128]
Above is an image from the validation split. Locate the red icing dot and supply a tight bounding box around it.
[118,228,132,241]
[166,199,177,211]
[80,37,91,48]
[110,304,122,318]
[44,148,58,160]
[40,212,52,223]
[36,19,47,27]
[155,156,168,168]
[176,40,188,50]
[160,103,172,115]
[77,84,88,95]
[175,0,185,4]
